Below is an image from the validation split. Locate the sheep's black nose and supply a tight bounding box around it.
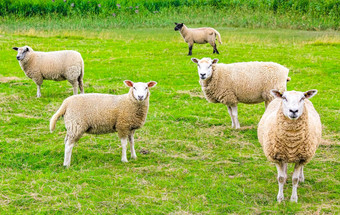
[16,56,20,60]
[289,109,298,114]
[138,96,143,100]
[200,74,206,78]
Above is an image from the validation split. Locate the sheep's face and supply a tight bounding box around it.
[174,23,184,31]
[124,80,157,102]
[13,46,31,61]
[191,58,219,80]
[271,89,317,120]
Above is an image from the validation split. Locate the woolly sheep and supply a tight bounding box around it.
[191,57,290,129]
[13,45,84,97]
[174,23,222,55]
[257,89,321,203]
[50,80,157,166]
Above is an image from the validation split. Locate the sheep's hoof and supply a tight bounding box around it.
[121,158,128,163]
[131,156,137,160]
[290,195,298,203]
[277,195,284,203]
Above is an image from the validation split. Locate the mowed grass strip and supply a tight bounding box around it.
[0,27,339,213]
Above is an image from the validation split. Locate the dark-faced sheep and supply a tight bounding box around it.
[174,23,222,55]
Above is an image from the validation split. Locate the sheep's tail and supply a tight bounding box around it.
[50,102,67,132]
[287,77,291,82]
[215,30,222,44]
[78,59,84,94]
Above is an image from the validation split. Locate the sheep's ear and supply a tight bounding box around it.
[304,89,317,99]
[191,58,199,64]
[212,59,219,64]
[271,90,283,98]
[147,81,157,88]
[175,22,178,25]
[124,80,134,87]
[13,47,18,51]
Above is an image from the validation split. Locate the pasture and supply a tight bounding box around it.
[0,23,339,213]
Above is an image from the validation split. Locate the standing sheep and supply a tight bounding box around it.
[174,23,222,55]
[257,89,322,202]
[191,58,290,129]
[50,80,157,166]
[13,45,84,97]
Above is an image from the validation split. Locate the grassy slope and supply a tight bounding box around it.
[0,25,339,213]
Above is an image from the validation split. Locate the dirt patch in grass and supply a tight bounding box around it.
[0,76,21,83]
[177,90,205,99]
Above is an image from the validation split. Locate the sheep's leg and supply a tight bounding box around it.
[78,77,84,94]
[214,44,219,54]
[299,166,304,182]
[36,84,42,98]
[121,137,128,163]
[230,105,240,129]
[188,43,193,56]
[227,106,235,128]
[128,132,137,160]
[276,162,287,202]
[291,163,303,202]
[64,136,75,167]
[70,81,78,95]
[33,78,43,98]
[265,101,270,110]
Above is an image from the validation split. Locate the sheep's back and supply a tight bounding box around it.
[215,62,288,103]
[189,28,216,44]
[34,51,83,79]
[63,93,124,134]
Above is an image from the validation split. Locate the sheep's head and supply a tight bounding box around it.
[271,89,317,120]
[174,23,184,31]
[124,80,157,102]
[191,58,218,80]
[13,46,32,61]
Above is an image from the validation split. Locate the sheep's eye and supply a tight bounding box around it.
[133,87,136,90]
[208,65,212,68]
[282,97,287,101]
[145,87,147,90]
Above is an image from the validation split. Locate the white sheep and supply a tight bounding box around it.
[50,80,157,166]
[191,57,290,129]
[258,89,321,202]
[174,23,222,55]
[13,45,84,97]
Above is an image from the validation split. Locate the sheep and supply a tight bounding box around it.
[191,57,290,129]
[257,89,321,202]
[49,80,157,166]
[174,23,222,56]
[13,45,84,98]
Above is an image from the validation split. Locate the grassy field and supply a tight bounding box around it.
[0,23,339,213]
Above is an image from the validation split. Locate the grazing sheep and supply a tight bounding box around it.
[50,80,157,166]
[174,23,222,55]
[13,45,84,97]
[258,89,321,202]
[191,58,290,129]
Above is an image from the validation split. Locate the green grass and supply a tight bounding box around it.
[0,24,339,213]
